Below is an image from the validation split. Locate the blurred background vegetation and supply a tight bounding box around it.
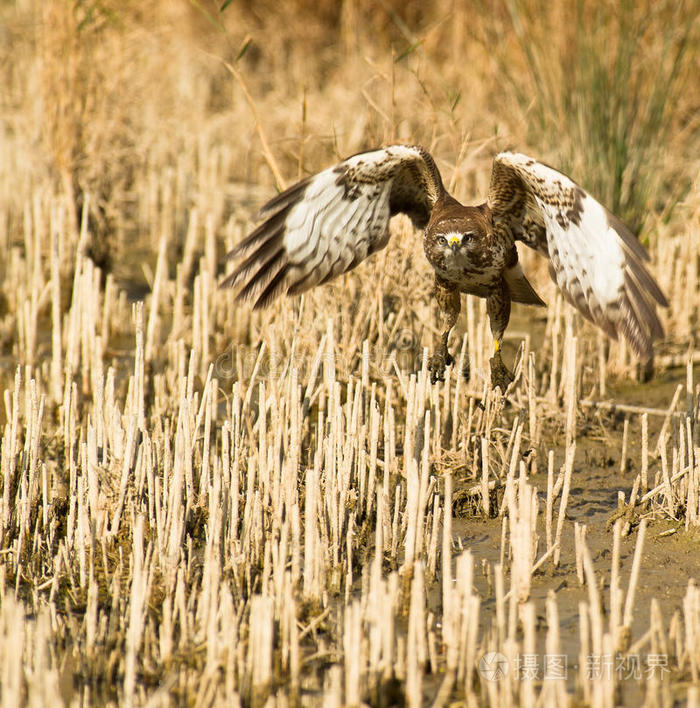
[0,0,697,264]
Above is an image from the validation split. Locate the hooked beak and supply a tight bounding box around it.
[448,235,461,251]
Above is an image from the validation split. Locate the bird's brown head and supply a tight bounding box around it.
[424,201,494,273]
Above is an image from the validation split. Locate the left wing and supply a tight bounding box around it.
[221,145,443,308]
[488,152,668,359]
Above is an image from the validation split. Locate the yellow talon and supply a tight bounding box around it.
[494,340,500,354]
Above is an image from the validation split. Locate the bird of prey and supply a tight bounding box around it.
[221,145,667,389]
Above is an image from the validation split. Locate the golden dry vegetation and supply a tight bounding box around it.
[0,0,699,705]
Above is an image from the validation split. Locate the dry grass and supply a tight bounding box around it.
[0,0,699,705]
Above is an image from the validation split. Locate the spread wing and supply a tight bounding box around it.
[488,152,668,359]
[221,145,443,308]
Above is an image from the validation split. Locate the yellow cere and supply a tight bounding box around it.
[448,234,461,247]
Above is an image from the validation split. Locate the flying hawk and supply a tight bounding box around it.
[221,145,667,388]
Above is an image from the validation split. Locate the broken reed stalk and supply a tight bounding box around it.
[622,519,647,630]
[545,449,554,553]
[620,417,629,475]
[610,520,625,650]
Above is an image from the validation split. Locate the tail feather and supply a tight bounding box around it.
[503,264,546,307]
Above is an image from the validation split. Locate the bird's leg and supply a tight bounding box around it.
[487,284,514,391]
[428,278,461,384]
[490,340,514,391]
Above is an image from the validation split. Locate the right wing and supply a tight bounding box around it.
[488,152,667,359]
[221,145,444,308]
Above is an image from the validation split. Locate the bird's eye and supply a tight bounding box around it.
[463,232,475,242]
[438,235,447,246]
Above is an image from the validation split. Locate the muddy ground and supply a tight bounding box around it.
[446,365,700,703]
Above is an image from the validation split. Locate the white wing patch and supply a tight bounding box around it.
[538,192,624,326]
[491,152,667,357]
[284,175,392,288]
[221,144,441,308]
